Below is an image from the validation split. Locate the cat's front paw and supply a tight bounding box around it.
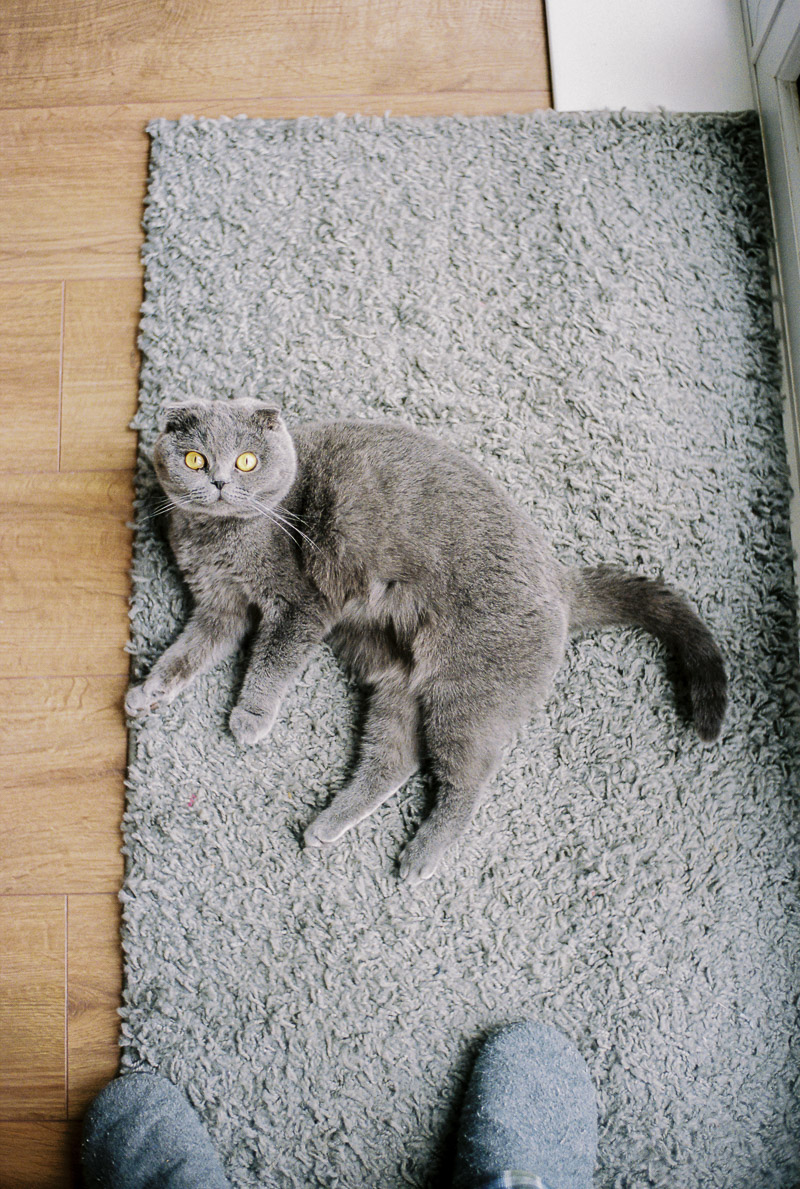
[229,705,277,747]
[125,680,168,718]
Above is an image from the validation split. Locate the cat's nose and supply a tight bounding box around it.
[211,478,226,490]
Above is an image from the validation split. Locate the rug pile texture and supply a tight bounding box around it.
[123,111,800,1188]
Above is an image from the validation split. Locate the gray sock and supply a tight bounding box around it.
[82,1073,232,1189]
[452,1021,598,1189]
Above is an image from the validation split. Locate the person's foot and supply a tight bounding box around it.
[82,1072,232,1189]
[452,1021,598,1189]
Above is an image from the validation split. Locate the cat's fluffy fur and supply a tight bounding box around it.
[127,398,727,884]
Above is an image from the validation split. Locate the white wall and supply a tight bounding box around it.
[545,0,755,112]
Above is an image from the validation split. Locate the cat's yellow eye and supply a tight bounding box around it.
[184,451,206,471]
[235,452,258,472]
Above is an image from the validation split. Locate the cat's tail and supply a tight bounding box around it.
[565,565,727,741]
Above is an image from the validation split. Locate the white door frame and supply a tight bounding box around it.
[743,0,800,589]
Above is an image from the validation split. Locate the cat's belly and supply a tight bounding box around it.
[327,580,428,683]
[327,569,569,695]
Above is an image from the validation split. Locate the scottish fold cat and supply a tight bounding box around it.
[126,398,727,884]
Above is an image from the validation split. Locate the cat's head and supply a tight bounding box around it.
[152,398,297,518]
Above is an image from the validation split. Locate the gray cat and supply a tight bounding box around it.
[126,398,727,884]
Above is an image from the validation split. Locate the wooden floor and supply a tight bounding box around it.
[0,4,550,1185]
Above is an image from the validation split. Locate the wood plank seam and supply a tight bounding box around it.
[0,88,552,117]
[58,282,65,473]
[0,673,130,681]
[63,896,68,1120]
[0,468,135,478]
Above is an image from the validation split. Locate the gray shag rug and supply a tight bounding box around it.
[123,112,800,1189]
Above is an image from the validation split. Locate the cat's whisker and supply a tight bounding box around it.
[137,499,180,521]
[257,507,304,548]
[137,490,212,521]
[247,497,321,553]
[273,506,313,530]
[266,508,321,553]
[248,500,305,540]
[266,505,318,542]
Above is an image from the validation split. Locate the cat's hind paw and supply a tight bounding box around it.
[303,820,329,848]
[229,705,276,747]
[397,835,445,886]
[304,810,350,848]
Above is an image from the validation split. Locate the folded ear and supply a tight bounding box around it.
[250,404,282,431]
[156,401,206,433]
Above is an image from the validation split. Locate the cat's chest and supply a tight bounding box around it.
[170,520,277,605]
